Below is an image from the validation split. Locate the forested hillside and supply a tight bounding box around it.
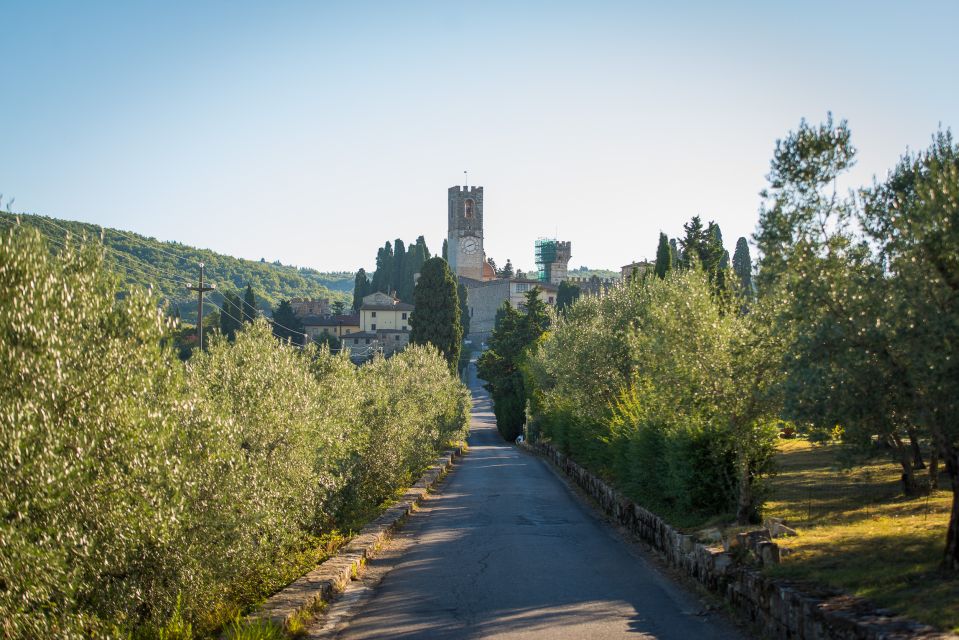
[0,212,353,321]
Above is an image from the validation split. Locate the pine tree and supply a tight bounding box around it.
[271,300,305,345]
[498,259,514,278]
[732,237,752,293]
[654,232,672,279]
[680,215,708,269]
[242,284,257,323]
[442,238,448,262]
[352,268,370,311]
[410,257,462,371]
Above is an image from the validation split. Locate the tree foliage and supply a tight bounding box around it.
[0,212,351,324]
[271,299,305,344]
[410,257,462,371]
[477,288,551,441]
[754,116,959,569]
[527,271,781,524]
[654,231,672,279]
[556,280,581,314]
[0,223,470,637]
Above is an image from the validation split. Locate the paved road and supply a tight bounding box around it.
[332,366,746,639]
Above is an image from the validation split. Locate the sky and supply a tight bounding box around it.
[2,1,957,273]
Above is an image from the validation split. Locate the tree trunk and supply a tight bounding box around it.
[736,451,756,525]
[930,444,940,489]
[908,427,926,469]
[891,433,922,496]
[943,445,959,571]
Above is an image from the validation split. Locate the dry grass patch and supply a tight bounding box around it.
[764,439,958,632]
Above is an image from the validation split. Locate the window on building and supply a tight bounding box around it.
[371,311,377,318]
[548,297,554,304]
[371,323,376,331]
[402,312,407,319]
[514,283,530,293]
[395,335,400,341]
[365,338,370,344]
[401,325,407,331]
[353,339,359,345]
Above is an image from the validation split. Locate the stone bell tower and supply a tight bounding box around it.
[447,185,485,280]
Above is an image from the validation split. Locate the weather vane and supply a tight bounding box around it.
[464,170,468,188]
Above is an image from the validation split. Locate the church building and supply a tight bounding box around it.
[447,184,557,343]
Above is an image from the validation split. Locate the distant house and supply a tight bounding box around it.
[301,313,360,342]
[290,298,330,317]
[461,276,558,344]
[343,292,415,362]
[620,261,652,281]
[359,292,414,333]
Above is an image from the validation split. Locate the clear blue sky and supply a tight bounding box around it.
[2,1,957,272]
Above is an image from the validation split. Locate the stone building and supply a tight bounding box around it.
[301,313,360,342]
[565,275,616,297]
[465,278,558,342]
[534,239,572,285]
[621,261,652,280]
[341,292,414,362]
[290,298,330,317]
[447,186,494,282]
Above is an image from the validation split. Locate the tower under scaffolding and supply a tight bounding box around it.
[534,238,572,285]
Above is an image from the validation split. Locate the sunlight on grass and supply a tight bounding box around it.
[764,439,958,632]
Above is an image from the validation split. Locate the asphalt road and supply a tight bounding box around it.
[330,365,746,639]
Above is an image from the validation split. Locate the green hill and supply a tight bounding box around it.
[0,211,353,322]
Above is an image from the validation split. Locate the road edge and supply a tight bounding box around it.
[246,443,467,633]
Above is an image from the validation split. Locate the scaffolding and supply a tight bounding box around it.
[534,238,571,284]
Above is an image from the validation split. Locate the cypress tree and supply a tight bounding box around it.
[457,282,471,338]
[391,238,406,298]
[220,291,243,341]
[352,268,370,311]
[732,237,752,293]
[441,238,448,262]
[654,232,672,279]
[242,284,257,323]
[371,241,393,293]
[556,280,581,313]
[669,238,680,267]
[410,257,462,371]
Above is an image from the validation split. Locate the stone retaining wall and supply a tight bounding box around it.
[530,441,954,640]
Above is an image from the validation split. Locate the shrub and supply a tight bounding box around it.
[0,224,470,638]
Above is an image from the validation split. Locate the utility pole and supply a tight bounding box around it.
[187,262,215,351]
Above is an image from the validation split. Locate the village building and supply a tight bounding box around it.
[620,261,652,280]
[289,297,330,317]
[447,184,561,344]
[301,313,360,342]
[341,291,415,362]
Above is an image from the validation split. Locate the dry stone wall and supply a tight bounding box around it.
[530,441,955,640]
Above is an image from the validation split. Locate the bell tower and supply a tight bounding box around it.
[447,185,485,280]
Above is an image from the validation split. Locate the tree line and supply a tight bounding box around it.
[351,236,431,309]
[0,225,470,638]
[478,116,959,570]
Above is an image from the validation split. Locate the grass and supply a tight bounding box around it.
[763,438,958,632]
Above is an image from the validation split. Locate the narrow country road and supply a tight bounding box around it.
[329,364,747,639]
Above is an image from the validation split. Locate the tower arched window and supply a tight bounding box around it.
[464,199,474,219]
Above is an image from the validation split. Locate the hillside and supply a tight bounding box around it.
[0,212,353,322]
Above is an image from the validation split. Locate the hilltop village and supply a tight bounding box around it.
[287,184,648,360]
